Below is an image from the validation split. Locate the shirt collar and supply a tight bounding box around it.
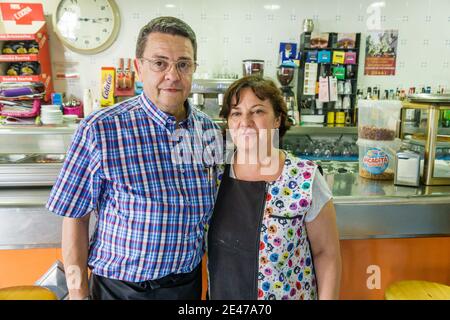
[139,93,194,129]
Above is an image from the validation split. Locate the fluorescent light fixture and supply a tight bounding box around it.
[370,1,386,7]
[263,4,280,10]
[165,4,176,8]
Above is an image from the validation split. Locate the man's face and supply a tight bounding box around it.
[136,32,195,115]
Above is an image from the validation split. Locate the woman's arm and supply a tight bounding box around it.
[306,200,342,300]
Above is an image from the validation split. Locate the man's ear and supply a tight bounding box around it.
[134,59,141,76]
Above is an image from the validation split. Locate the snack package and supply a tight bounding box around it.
[100,67,116,107]
[6,63,21,76]
[27,41,40,54]
[2,42,15,54]
[20,62,40,75]
[12,42,28,54]
[332,51,345,64]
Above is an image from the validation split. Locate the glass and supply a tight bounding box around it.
[140,57,197,75]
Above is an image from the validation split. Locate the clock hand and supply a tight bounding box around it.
[92,18,111,23]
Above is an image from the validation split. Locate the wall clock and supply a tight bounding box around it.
[53,0,121,54]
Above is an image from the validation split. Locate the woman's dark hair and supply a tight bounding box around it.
[220,75,291,138]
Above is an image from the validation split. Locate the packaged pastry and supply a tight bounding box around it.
[11,42,28,54]
[6,63,21,76]
[20,62,40,75]
[2,42,15,54]
[27,41,40,54]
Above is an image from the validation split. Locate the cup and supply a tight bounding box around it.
[302,19,314,33]
[344,81,352,94]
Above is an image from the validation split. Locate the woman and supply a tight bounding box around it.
[207,76,341,300]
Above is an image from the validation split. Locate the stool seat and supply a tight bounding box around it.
[385,280,450,300]
[0,286,58,300]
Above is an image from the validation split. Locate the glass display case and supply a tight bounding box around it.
[283,126,358,158]
[0,125,75,186]
[399,94,450,185]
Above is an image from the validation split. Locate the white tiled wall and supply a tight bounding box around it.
[8,0,450,99]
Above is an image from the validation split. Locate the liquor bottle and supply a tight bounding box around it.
[372,87,379,100]
[354,89,363,126]
[345,110,352,126]
[389,89,394,100]
[366,87,372,99]
[82,88,93,118]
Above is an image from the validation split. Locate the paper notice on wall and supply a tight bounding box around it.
[364,30,398,76]
[54,61,80,80]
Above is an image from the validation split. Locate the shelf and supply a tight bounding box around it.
[286,125,357,135]
[0,124,77,135]
[0,75,41,82]
[307,63,359,66]
[0,34,37,41]
[0,54,39,62]
[403,126,450,136]
[302,47,359,51]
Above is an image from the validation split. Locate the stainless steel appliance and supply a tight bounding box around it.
[277,65,299,125]
[190,78,234,120]
[242,59,264,77]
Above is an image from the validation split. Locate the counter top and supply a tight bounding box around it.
[325,172,450,205]
[0,173,449,248]
[1,173,450,206]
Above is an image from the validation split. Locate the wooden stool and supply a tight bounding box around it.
[0,286,58,300]
[385,280,450,300]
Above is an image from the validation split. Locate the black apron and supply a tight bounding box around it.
[89,263,202,300]
[207,164,267,300]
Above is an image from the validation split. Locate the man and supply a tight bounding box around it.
[46,16,220,300]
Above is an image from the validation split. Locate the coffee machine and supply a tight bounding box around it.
[190,78,235,120]
[277,65,299,125]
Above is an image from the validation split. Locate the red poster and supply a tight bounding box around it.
[0,2,45,25]
[364,30,398,76]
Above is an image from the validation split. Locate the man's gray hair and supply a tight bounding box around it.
[136,16,197,61]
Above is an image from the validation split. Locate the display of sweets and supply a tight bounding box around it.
[6,62,40,76]
[1,41,40,55]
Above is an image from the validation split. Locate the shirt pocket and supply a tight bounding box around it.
[105,180,172,222]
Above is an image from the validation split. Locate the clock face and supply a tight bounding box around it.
[54,0,120,54]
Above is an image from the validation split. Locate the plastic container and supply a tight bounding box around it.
[358,100,402,141]
[357,138,402,180]
[63,104,83,118]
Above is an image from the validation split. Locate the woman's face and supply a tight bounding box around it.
[227,87,281,155]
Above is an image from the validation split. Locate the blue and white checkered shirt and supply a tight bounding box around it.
[46,93,220,282]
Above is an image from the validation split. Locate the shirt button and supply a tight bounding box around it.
[180,168,186,174]
[185,199,191,205]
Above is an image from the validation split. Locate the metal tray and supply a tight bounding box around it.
[32,154,65,163]
[0,154,27,163]
[407,94,450,104]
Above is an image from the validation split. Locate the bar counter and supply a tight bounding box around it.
[0,172,449,250]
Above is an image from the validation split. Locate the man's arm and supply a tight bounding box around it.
[62,214,91,300]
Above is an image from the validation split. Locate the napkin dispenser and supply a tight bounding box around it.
[394,150,421,187]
